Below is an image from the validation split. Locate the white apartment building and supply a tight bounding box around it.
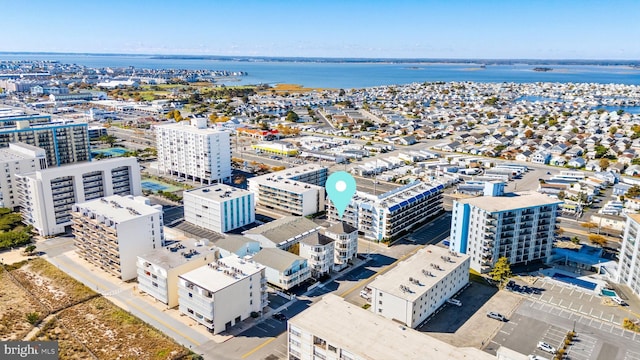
[72,195,163,281]
[137,239,218,308]
[324,222,358,271]
[367,246,469,328]
[327,181,445,241]
[248,165,328,216]
[252,247,311,290]
[0,143,47,209]
[450,191,562,273]
[615,214,640,299]
[261,164,328,187]
[156,118,231,184]
[0,118,89,167]
[178,255,267,334]
[249,176,325,216]
[299,232,334,278]
[184,184,255,233]
[16,157,142,236]
[288,294,496,360]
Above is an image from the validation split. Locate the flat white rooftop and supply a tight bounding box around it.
[185,184,252,202]
[75,195,159,223]
[139,239,216,269]
[456,191,562,213]
[250,164,326,183]
[368,245,469,302]
[289,294,495,360]
[252,176,322,193]
[179,255,264,293]
[156,120,226,134]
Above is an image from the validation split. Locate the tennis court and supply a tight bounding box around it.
[141,178,182,192]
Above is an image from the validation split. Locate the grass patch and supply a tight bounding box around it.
[59,297,189,360]
[12,258,97,311]
[140,84,185,90]
[0,270,48,340]
[31,317,93,359]
[261,83,328,94]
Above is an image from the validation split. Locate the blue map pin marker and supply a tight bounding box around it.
[326,171,357,219]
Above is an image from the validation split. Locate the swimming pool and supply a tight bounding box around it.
[552,273,597,291]
[91,148,128,157]
[601,289,617,297]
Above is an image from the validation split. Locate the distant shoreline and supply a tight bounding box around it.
[1,51,638,67]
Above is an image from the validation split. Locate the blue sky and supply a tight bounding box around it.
[3,0,639,59]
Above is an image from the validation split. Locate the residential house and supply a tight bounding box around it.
[299,232,335,279]
[251,247,311,290]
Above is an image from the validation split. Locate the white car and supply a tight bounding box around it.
[536,341,556,354]
[486,311,506,321]
[612,296,627,306]
[528,355,549,360]
[446,298,462,306]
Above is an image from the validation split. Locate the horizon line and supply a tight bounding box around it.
[0,51,638,63]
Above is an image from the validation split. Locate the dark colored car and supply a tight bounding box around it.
[272,312,287,321]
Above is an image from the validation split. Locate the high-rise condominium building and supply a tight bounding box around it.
[0,116,89,166]
[72,195,164,280]
[450,191,561,273]
[615,214,640,299]
[327,181,444,241]
[0,143,48,209]
[16,157,142,236]
[156,118,231,184]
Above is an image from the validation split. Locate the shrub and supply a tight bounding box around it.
[26,312,40,325]
[24,244,37,254]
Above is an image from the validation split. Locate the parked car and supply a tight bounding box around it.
[272,312,287,321]
[612,296,627,306]
[446,298,462,307]
[528,355,549,360]
[360,290,371,300]
[486,312,506,321]
[537,341,556,354]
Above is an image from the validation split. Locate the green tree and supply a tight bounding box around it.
[98,135,118,148]
[599,158,610,171]
[557,191,566,200]
[609,126,618,135]
[594,145,608,158]
[285,111,299,122]
[489,257,512,287]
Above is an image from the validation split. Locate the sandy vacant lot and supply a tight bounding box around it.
[2,259,193,359]
[0,268,47,340]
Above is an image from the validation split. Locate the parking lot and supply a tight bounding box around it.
[490,298,640,360]
[486,277,640,360]
[508,277,634,328]
[417,282,522,348]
